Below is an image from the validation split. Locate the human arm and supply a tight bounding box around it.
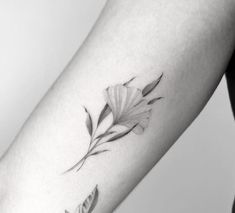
[0,0,235,212]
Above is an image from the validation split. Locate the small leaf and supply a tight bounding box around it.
[123,77,136,86]
[89,150,109,156]
[97,104,111,126]
[106,125,137,142]
[148,97,163,105]
[142,73,163,97]
[77,185,99,213]
[84,107,93,136]
[95,131,116,139]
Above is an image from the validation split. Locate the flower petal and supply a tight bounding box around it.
[105,84,152,134]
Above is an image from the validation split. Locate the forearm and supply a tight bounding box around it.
[0,0,235,212]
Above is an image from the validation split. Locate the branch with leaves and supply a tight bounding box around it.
[64,74,164,173]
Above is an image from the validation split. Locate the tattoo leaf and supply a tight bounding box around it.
[95,131,116,139]
[142,73,163,97]
[90,150,109,156]
[97,104,111,126]
[148,97,163,105]
[77,185,99,213]
[123,77,136,86]
[84,107,93,136]
[106,125,137,142]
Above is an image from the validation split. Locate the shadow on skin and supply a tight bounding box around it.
[226,51,235,118]
[225,51,235,212]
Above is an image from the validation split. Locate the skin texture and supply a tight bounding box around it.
[0,0,234,212]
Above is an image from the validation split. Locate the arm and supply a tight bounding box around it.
[0,0,235,212]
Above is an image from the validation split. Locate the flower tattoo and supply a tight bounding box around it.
[65,74,163,173]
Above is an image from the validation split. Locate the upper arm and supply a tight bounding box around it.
[0,0,235,212]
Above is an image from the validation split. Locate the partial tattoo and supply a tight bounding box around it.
[65,74,163,173]
[65,185,99,213]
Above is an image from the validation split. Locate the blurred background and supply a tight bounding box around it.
[0,0,234,212]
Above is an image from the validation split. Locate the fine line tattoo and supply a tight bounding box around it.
[65,185,99,213]
[64,74,164,173]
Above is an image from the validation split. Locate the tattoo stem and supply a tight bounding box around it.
[64,124,114,173]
